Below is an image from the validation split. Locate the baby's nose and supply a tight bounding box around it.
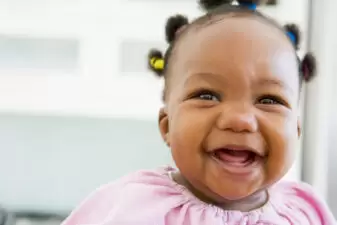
[216,105,258,133]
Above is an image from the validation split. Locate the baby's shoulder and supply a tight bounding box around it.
[270,181,336,224]
[61,167,177,225]
[272,180,321,197]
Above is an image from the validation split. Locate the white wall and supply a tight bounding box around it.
[0,0,308,119]
[328,105,337,214]
[301,0,337,204]
[0,0,309,213]
[303,0,337,215]
[0,114,172,213]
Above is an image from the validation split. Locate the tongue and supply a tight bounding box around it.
[216,149,251,163]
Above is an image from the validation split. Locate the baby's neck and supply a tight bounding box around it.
[172,172,268,212]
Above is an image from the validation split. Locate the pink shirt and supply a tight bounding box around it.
[62,167,335,225]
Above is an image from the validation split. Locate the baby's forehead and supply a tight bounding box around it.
[168,16,299,89]
[179,15,292,53]
[173,16,296,68]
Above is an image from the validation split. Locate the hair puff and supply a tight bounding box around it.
[301,53,317,82]
[199,0,232,11]
[165,15,189,44]
[199,0,266,11]
[237,0,267,5]
[284,23,301,49]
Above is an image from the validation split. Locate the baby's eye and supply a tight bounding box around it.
[192,90,220,101]
[258,95,284,105]
[199,93,218,101]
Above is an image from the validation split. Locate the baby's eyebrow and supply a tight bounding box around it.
[256,78,294,94]
[183,73,295,94]
[183,72,226,87]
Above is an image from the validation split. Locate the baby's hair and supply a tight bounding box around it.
[147,0,317,100]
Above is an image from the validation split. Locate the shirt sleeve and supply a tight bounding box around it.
[61,179,128,225]
[290,182,336,225]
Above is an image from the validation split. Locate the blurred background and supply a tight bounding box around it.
[0,0,335,224]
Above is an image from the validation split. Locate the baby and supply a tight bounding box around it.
[62,0,336,224]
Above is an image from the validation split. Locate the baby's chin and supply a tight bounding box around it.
[201,167,268,203]
[204,184,269,211]
[207,182,262,201]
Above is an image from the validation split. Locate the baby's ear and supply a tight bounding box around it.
[158,107,170,146]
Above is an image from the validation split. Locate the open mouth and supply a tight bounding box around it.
[210,148,262,175]
[214,149,257,166]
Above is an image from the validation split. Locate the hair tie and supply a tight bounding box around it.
[150,57,164,70]
[287,31,296,44]
[239,3,257,10]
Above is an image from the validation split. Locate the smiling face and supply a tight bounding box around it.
[158,16,301,206]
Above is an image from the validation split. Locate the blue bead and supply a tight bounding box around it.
[240,3,257,10]
[287,31,296,44]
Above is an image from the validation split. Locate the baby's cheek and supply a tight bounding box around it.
[169,107,213,163]
[283,114,299,157]
[266,116,298,179]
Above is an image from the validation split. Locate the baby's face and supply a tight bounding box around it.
[159,16,300,202]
